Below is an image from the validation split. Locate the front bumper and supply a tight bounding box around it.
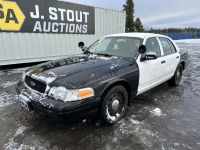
[16,81,100,122]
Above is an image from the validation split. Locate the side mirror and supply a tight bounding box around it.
[78,41,85,49]
[78,41,87,52]
[139,45,146,54]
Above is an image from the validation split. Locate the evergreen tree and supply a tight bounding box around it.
[135,18,144,32]
[147,27,200,34]
[123,0,134,32]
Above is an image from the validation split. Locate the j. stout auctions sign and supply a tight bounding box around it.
[0,0,95,34]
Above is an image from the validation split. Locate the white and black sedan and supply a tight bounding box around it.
[16,33,189,124]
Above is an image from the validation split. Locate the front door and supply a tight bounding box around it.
[137,37,163,95]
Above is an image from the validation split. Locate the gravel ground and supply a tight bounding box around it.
[0,40,200,150]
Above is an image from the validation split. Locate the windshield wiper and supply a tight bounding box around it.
[95,53,113,57]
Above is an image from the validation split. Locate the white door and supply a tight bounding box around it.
[157,37,180,81]
[137,37,164,95]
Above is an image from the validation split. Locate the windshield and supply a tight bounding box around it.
[88,37,143,58]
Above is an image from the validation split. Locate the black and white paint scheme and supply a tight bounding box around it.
[15,33,189,124]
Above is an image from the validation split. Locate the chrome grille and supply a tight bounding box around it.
[25,76,47,93]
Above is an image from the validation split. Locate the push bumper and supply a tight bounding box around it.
[16,81,100,122]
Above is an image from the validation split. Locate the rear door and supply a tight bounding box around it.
[137,37,164,95]
[157,37,180,81]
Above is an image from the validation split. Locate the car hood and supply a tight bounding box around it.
[26,54,134,87]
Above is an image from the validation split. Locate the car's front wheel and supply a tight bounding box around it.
[100,85,128,124]
[168,64,183,86]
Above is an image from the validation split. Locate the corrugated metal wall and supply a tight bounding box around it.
[0,7,125,66]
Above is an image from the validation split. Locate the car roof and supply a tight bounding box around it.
[105,32,168,39]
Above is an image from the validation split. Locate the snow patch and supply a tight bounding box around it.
[4,141,37,150]
[88,54,118,60]
[129,118,140,125]
[141,129,155,136]
[176,39,200,43]
[88,54,97,59]
[112,137,117,143]
[1,81,18,88]
[4,140,19,150]
[79,58,85,62]
[47,71,57,77]
[110,64,119,69]
[106,106,121,122]
[174,143,180,146]
[30,74,57,84]
[98,56,116,60]
[14,126,28,137]
[4,126,30,150]
[90,74,95,78]
[150,108,162,117]
[0,93,17,110]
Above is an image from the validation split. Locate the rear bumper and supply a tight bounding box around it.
[16,81,100,122]
[180,51,189,70]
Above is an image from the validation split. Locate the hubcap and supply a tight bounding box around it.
[112,99,120,111]
[107,93,124,116]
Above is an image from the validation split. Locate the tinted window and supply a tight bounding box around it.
[145,37,161,57]
[159,37,176,55]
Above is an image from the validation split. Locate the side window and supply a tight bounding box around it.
[167,39,176,53]
[159,37,176,55]
[145,37,161,57]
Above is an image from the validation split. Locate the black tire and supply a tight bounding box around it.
[168,64,183,86]
[100,85,128,124]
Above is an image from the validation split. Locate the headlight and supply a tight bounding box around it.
[48,86,94,102]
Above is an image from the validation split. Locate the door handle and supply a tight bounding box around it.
[176,56,180,59]
[161,61,166,64]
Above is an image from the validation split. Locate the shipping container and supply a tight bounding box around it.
[0,0,125,66]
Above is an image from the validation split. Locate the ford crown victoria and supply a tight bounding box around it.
[16,33,189,124]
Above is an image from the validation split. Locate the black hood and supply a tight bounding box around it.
[27,54,135,87]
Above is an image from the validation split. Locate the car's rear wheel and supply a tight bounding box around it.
[100,85,128,124]
[168,64,183,86]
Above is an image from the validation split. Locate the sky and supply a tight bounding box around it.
[65,0,200,29]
